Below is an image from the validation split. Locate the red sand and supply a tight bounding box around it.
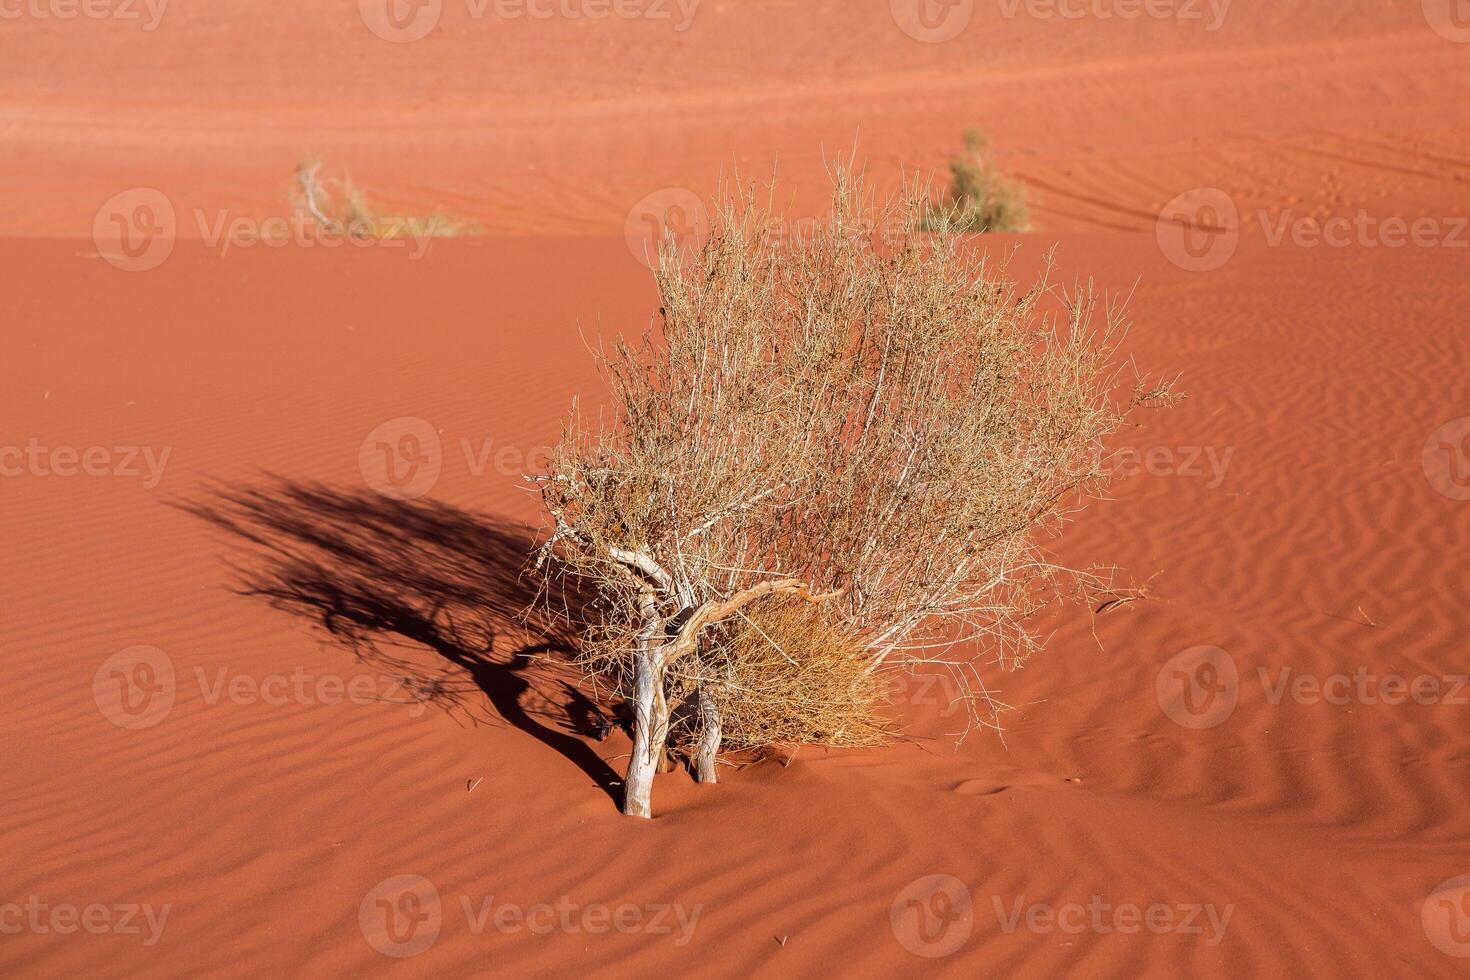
[3,2,1469,976]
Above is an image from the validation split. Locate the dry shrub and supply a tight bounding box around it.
[922,129,1030,234]
[535,163,1170,816]
[293,160,479,240]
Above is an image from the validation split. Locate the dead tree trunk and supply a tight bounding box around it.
[608,577,830,816]
[694,689,722,784]
[622,645,670,818]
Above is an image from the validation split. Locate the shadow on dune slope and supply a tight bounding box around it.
[179,478,622,803]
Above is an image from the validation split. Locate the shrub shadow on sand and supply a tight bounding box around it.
[181,478,621,802]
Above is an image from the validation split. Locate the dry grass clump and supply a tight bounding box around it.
[677,600,889,752]
[534,163,1169,816]
[922,129,1030,234]
[293,160,479,240]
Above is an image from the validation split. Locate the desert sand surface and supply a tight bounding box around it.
[2,1,1469,977]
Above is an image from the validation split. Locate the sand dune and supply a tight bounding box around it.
[4,235,1468,975]
[2,1,1469,976]
[2,2,1466,236]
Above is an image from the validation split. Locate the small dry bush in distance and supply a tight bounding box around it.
[923,129,1030,234]
[533,165,1168,817]
[293,160,479,240]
